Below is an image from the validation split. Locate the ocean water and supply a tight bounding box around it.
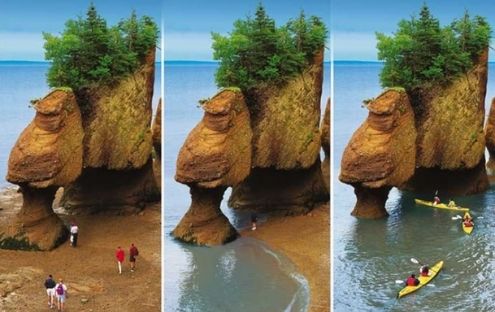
[163,62,329,312]
[334,62,495,311]
[0,62,161,187]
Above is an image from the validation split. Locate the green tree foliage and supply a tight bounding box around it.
[377,5,491,90]
[43,4,158,92]
[212,4,327,91]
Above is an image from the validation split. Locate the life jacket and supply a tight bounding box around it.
[406,277,418,286]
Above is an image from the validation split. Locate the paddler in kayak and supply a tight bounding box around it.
[419,265,430,276]
[433,195,441,205]
[463,214,474,227]
[448,199,456,208]
[405,274,420,286]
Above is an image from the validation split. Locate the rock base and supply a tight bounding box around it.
[404,158,489,196]
[60,159,159,214]
[173,186,237,246]
[229,159,329,214]
[0,186,67,251]
[351,185,390,219]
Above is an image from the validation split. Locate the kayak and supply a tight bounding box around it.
[462,212,474,235]
[398,260,444,298]
[414,199,469,212]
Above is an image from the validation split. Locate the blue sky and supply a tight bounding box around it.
[163,0,330,60]
[332,0,495,60]
[0,0,161,61]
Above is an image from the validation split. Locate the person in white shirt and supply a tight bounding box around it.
[70,223,79,247]
[55,279,68,312]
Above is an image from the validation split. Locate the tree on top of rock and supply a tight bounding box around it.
[377,4,491,91]
[212,4,327,92]
[43,3,158,93]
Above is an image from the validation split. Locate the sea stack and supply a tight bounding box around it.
[3,89,84,250]
[340,89,416,218]
[405,50,489,195]
[321,98,330,193]
[60,49,160,213]
[172,89,252,245]
[229,50,329,214]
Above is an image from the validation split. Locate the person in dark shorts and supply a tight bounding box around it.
[129,243,139,272]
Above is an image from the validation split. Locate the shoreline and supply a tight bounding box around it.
[241,203,330,312]
[0,187,161,311]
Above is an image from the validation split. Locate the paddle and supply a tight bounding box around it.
[451,215,462,220]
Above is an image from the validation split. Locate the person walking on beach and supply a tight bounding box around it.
[55,279,68,312]
[251,213,257,231]
[44,274,56,309]
[70,222,79,247]
[129,243,139,272]
[116,246,125,274]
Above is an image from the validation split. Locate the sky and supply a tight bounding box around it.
[332,0,495,60]
[163,0,330,60]
[0,0,161,61]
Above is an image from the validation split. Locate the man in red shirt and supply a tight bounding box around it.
[115,246,125,274]
[405,274,420,286]
[129,243,139,272]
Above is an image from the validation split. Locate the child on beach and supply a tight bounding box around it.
[116,246,125,274]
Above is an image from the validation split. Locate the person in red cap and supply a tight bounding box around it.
[115,246,125,274]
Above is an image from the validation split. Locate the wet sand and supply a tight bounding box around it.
[242,203,330,312]
[0,188,161,312]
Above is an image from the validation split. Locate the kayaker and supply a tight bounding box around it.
[419,265,430,276]
[448,199,456,208]
[405,274,420,286]
[463,216,474,227]
[433,196,441,205]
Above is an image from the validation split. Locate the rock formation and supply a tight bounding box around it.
[321,98,330,193]
[229,50,329,214]
[152,99,162,190]
[61,49,159,213]
[2,89,84,250]
[405,50,489,195]
[485,98,495,173]
[173,89,252,245]
[341,50,489,218]
[340,89,417,218]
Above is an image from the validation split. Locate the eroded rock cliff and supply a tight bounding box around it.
[405,50,489,195]
[2,89,83,250]
[61,49,159,212]
[340,89,417,218]
[321,98,330,193]
[229,51,329,213]
[172,89,252,245]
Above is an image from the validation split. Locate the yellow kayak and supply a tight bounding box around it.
[414,199,469,212]
[462,212,474,235]
[398,260,444,298]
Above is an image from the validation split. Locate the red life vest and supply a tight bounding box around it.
[406,277,417,286]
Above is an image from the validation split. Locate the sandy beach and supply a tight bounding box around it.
[0,188,161,312]
[242,203,330,312]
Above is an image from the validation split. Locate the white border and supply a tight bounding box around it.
[160,11,165,312]
[329,6,335,311]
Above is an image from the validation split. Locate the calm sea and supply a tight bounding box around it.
[163,61,329,312]
[334,61,495,311]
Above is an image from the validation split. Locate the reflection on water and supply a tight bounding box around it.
[334,62,495,311]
